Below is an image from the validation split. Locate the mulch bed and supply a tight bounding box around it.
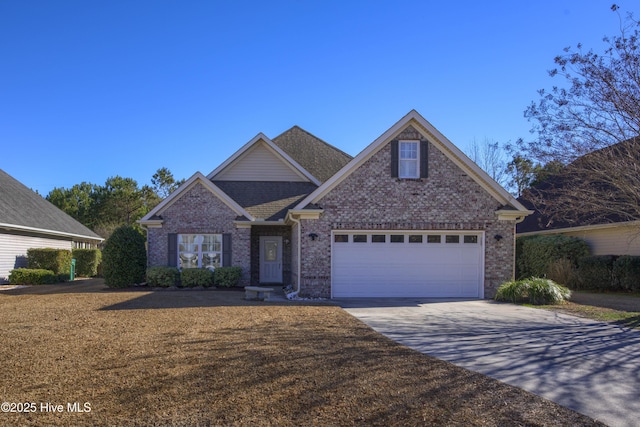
[0,279,603,426]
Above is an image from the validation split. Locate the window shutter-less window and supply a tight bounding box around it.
[420,140,428,178]
[390,140,399,177]
[222,233,232,267]
[167,233,177,267]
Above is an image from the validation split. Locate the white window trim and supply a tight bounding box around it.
[177,234,223,269]
[398,140,419,178]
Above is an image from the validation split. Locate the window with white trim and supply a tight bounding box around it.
[399,141,419,178]
[177,234,222,269]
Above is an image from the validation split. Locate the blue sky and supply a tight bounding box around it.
[1,1,637,195]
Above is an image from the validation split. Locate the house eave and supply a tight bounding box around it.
[137,219,164,228]
[233,219,287,227]
[0,222,104,242]
[496,210,533,223]
[518,220,640,237]
[286,209,323,221]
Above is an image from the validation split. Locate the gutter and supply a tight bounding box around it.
[287,215,302,298]
[0,223,103,242]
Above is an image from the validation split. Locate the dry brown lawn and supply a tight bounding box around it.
[0,279,602,426]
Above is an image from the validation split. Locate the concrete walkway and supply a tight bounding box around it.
[339,298,640,427]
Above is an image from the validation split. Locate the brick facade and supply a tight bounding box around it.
[295,125,516,298]
[146,182,251,285]
[145,122,519,298]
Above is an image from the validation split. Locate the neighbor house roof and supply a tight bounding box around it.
[517,137,640,235]
[0,169,103,241]
[272,126,353,183]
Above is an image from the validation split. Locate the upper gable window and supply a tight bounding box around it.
[391,139,428,179]
[399,141,419,178]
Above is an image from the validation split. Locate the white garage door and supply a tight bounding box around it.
[332,231,484,298]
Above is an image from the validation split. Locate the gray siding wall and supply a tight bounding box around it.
[0,232,72,284]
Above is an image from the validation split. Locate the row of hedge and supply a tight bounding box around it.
[147,266,243,288]
[517,235,640,291]
[576,255,640,291]
[8,269,70,285]
[27,248,102,277]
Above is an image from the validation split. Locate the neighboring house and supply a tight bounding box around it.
[0,169,103,283]
[517,138,640,256]
[517,197,640,256]
[139,110,531,298]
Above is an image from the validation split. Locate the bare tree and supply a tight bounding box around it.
[518,6,640,225]
[467,137,509,188]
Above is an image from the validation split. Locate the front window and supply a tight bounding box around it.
[178,234,222,269]
[399,141,419,178]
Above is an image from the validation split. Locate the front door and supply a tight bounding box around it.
[259,236,282,283]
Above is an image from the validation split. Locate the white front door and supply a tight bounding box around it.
[260,236,283,283]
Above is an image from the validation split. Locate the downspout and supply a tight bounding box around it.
[288,215,302,298]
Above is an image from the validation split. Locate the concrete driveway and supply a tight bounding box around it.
[339,298,640,427]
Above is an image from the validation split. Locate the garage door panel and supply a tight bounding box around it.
[332,232,483,298]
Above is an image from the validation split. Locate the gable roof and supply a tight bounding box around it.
[207,133,321,185]
[272,126,353,183]
[0,169,103,241]
[139,172,255,223]
[292,110,530,218]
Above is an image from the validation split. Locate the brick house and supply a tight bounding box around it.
[139,110,531,298]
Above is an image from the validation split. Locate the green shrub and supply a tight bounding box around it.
[102,225,147,288]
[181,268,214,287]
[147,267,180,287]
[517,235,590,279]
[613,256,640,292]
[214,266,243,287]
[577,256,617,291]
[72,249,102,277]
[27,248,72,275]
[495,277,571,305]
[8,268,67,285]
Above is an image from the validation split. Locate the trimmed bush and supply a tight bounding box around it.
[214,266,243,288]
[613,256,640,292]
[181,268,214,288]
[495,277,571,305]
[102,225,147,288]
[147,267,180,287]
[517,235,590,279]
[8,268,68,285]
[72,249,102,277]
[577,256,617,291]
[27,248,72,275]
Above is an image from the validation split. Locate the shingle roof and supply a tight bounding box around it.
[0,169,103,240]
[517,137,640,234]
[213,181,318,221]
[272,126,352,183]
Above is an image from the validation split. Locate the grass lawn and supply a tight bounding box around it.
[530,291,640,329]
[0,279,602,426]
